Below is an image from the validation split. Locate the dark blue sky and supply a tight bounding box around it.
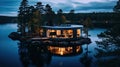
[0,0,117,16]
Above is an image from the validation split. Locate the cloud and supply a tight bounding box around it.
[50,0,117,13]
[0,0,20,16]
[0,0,118,16]
[74,1,116,12]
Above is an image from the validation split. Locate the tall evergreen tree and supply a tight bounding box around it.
[35,2,44,14]
[18,0,29,35]
[56,9,64,25]
[28,9,41,35]
[45,4,55,26]
[83,17,93,38]
[113,0,120,13]
[69,9,75,22]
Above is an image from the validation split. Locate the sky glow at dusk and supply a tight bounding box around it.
[0,0,117,16]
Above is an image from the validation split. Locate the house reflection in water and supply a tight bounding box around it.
[18,43,52,67]
[18,42,83,67]
[48,45,82,56]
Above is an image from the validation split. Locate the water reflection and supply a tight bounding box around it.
[80,44,92,67]
[18,43,52,67]
[18,42,83,67]
[48,46,82,56]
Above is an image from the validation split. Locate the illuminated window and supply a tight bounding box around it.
[76,46,81,52]
[39,28,43,36]
[63,30,73,38]
[47,29,57,38]
[56,30,61,35]
[77,29,81,37]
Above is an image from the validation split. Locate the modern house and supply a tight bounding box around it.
[39,24,83,41]
[9,24,91,45]
[27,24,92,45]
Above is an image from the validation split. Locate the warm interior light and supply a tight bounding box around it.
[48,46,73,55]
[47,29,56,38]
[77,29,81,37]
[47,46,81,55]
[47,29,74,38]
[39,28,43,36]
[76,46,81,52]
[56,30,61,36]
[63,30,73,38]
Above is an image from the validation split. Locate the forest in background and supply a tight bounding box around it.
[0,12,119,28]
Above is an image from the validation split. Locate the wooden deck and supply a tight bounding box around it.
[27,37,91,46]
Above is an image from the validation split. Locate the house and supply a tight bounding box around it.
[40,24,83,41]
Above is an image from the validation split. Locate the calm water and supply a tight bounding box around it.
[0,24,106,67]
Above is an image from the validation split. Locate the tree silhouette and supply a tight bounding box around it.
[56,9,67,25]
[28,9,41,36]
[113,0,120,13]
[61,15,67,24]
[69,9,75,22]
[18,0,29,35]
[56,9,63,25]
[97,24,120,47]
[95,26,120,66]
[35,2,44,14]
[44,4,55,26]
[18,43,52,67]
[80,43,92,67]
[83,17,93,38]
[18,1,45,36]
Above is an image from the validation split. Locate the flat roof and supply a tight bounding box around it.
[42,24,83,30]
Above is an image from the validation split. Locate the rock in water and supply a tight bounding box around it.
[8,32,21,40]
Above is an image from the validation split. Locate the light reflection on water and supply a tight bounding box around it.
[0,23,106,67]
[48,45,82,56]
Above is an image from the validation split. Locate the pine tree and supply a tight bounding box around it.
[56,9,64,25]
[45,4,55,26]
[35,2,44,14]
[29,9,41,35]
[18,0,29,35]
[113,0,120,13]
[69,9,75,22]
[83,17,93,38]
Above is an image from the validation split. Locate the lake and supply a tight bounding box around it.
[0,23,106,67]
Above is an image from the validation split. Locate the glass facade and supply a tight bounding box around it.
[46,29,80,38]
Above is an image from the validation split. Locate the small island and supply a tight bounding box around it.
[0,0,119,67]
[9,0,91,45]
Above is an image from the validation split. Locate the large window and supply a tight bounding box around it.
[63,30,73,38]
[39,28,43,36]
[45,29,83,38]
[77,29,81,37]
[47,29,56,38]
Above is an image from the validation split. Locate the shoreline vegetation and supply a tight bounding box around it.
[0,12,120,28]
[0,16,17,24]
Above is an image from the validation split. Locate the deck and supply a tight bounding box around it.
[27,37,91,46]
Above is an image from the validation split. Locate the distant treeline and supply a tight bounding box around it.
[63,12,120,28]
[64,12,120,23]
[0,12,120,28]
[0,16,17,24]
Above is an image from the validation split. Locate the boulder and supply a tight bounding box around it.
[8,32,21,40]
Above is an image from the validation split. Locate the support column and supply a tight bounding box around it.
[73,29,77,38]
[43,28,47,37]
